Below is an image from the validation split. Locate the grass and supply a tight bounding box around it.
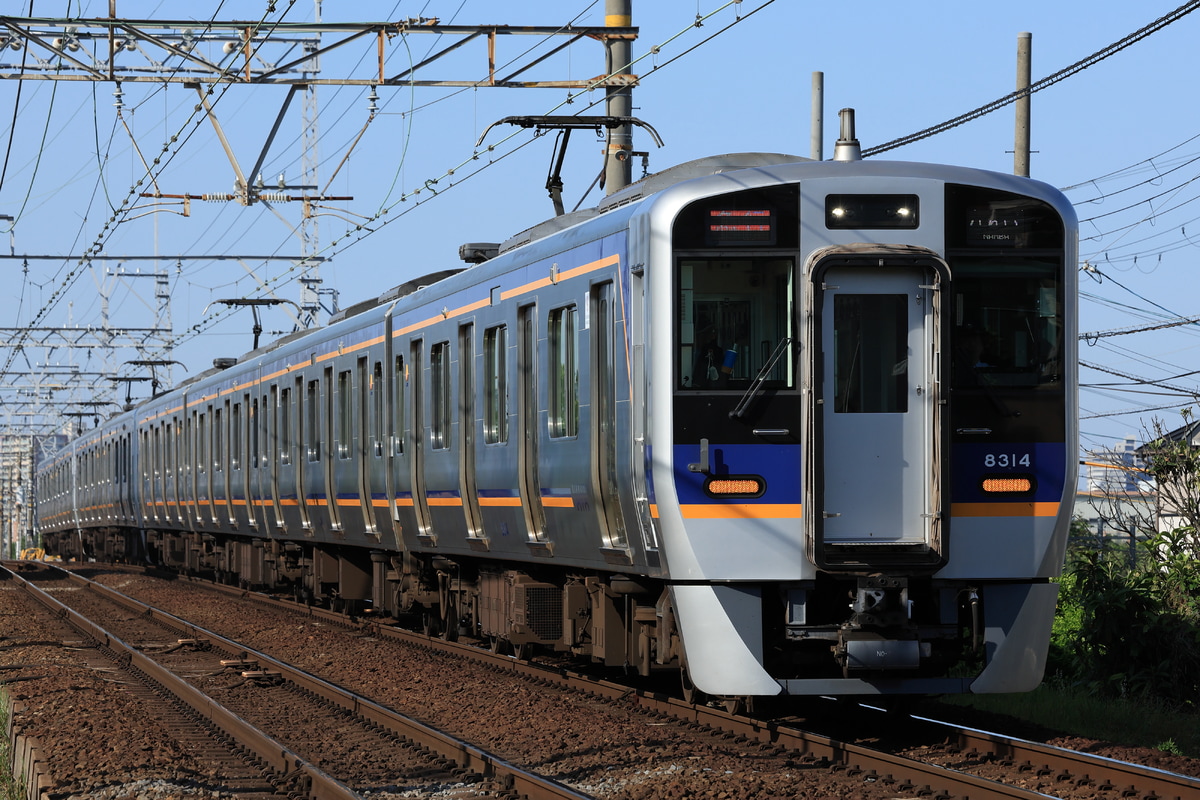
[0,689,28,800]
[934,682,1200,759]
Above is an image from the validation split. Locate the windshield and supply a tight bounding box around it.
[951,257,1062,389]
[676,257,795,390]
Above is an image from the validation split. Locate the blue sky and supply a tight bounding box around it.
[2,1,1200,461]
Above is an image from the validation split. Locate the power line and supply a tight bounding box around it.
[863,0,1200,156]
[1080,313,1200,342]
[1081,359,1200,396]
[0,0,33,195]
[135,1,772,361]
[1082,401,1192,420]
[0,3,300,381]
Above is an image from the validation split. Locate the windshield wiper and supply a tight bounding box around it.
[730,337,792,419]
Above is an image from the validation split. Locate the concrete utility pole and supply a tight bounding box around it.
[811,71,824,161]
[1015,31,1031,177]
[604,0,634,194]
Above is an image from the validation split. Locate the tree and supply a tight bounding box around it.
[1136,410,1200,561]
[1050,411,1200,708]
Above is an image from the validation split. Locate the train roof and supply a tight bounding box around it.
[101,152,1073,427]
[498,152,807,254]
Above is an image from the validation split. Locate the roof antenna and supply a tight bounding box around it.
[833,108,862,162]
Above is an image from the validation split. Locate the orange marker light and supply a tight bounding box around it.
[705,477,765,497]
[982,476,1034,493]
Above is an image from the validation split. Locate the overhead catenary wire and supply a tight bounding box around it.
[117,0,1199,401]
[0,0,34,197]
[1082,400,1195,420]
[863,0,1200,156]
[1061,131,1200,193]
[0,1,304,381]
[1082,365,1200,389]
[1080,262,1198,327]
[1080,314,1200,343]
[2,0,1193,440]
[132,0,777,362]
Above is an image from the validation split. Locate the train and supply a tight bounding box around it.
[35,125,1078,701]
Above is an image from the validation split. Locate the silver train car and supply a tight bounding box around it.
[36,148,1078,698]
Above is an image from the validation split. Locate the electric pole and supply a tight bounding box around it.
[604,0,634,194]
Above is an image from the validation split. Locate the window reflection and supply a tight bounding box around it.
[833,294,908,413]
[676,258,794,390]
[952,259,1061,389]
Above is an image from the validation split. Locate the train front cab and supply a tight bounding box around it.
[661,165,1076,696]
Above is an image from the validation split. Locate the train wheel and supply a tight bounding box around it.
[680,668,705,706]
[421,609,440,638]
[439,601,458,642]
[723,696,752,716]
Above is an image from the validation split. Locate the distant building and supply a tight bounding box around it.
[1,433,63,558]
[1136,419,1200,535]
[1085,435,1146,494]
[1074,435,1155,549]
[1073,488,1155,551]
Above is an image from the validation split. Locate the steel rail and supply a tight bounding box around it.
[82,564,1200,800]
[45,564,596,800]
[7,565,361,800]
[913,716,1200,800]
[180,574,1062,799]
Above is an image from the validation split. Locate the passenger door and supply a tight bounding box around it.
[809,255,947,568]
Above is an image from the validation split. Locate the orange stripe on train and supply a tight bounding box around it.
[951,502,1060,518]
[678,503,802,520]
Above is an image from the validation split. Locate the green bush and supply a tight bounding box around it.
[1050,529,1200,711]
[0,689,28,800]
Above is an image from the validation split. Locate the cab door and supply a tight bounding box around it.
[809,253,947,569]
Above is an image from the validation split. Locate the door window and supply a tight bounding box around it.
[832,294,908,413]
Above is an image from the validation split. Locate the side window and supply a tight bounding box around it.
[165,422,174,479]
[337,370,352,459]
[372,361,384,457]
[279,386,292,465]
[306,379,321,461]
[431,341,450,450]
[250,399,260,469]
[548,306,579,438]
[393,355,405,455]
[197,411,207,474]
[185,414,194,479]
[214,405,224,472]
[484,324,508,444]
[231,402,242,470]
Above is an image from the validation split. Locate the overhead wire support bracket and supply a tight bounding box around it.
[476,115,663,148]
[477,116,663,216]
[0,18,638,88]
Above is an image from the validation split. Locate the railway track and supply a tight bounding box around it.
[8,561,1200,800]
[182,567,1198,800]
[2,565,294,799]
[2,562,591,800]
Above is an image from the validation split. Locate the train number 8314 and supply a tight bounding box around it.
[984,452,1032,468]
